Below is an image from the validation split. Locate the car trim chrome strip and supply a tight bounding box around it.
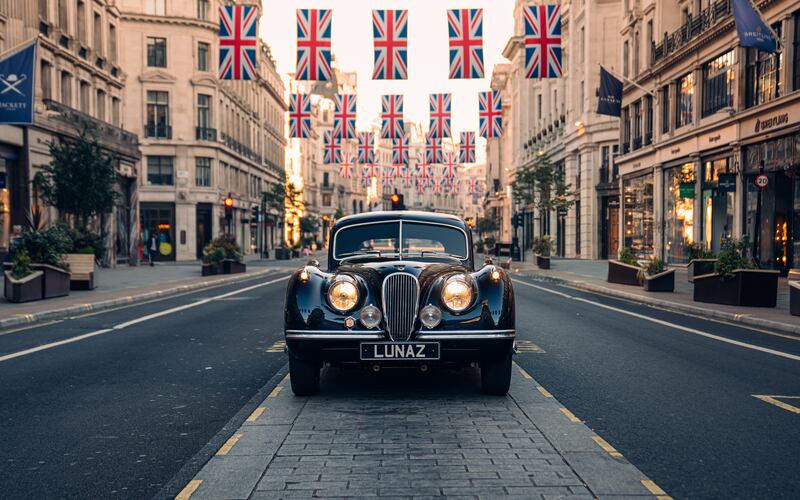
[285,330,515,340]
[285,330,385,340]
[416,330,516,340]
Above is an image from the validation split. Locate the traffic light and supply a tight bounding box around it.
[251,205,260,222]
[224,194,234,221]
[390,193,405,211]
[512,212,524,228]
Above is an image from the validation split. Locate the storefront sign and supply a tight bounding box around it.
[741,102,800,140]
[679,182,695,199]
[754,113,789,134]
[718,174,737,194]
[755,174,769,189]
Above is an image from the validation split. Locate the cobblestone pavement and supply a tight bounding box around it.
[181,364,663,499]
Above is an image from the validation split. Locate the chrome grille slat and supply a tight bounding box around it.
[382,273,419,341]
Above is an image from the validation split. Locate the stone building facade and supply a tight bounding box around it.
[0,0,141,265]
[119,0,286,261]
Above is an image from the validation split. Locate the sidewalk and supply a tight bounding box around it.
[508,257,800,335]
[177,365,664,499]
[0,256,304,330]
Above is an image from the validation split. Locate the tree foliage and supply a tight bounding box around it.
[511,153,576,219]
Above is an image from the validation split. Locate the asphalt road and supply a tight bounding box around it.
[1,268,799,499]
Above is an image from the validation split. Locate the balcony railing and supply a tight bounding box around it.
[144,124,172,139]
[598,163,620,186]
[42,99,139,151]
[220,132,261,163]
[651,0,731,66]
[196,127,217,141]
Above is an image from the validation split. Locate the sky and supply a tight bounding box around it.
[260,1,515,139]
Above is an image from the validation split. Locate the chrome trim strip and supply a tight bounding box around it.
[416,329,516,340]
[286,333,385,340]
[285,329,515,340]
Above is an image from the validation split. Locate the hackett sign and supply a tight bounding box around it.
[754,113,789,134]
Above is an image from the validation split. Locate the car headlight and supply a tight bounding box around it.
[328,276,359,312]
[441,276,473,312]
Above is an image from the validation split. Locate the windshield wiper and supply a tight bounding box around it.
[338,250,400,262]
[402,251,463,261]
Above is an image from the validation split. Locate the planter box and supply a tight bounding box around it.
[607,260,642,286]
[274,248,291,260]
[693,269,780,307]
[642,269,675,292]
[4,270,44,303]
[688,259,717,283]
[791,282,800,317]
[535,255,550,270]
[32,264,71,299]
[201,263,218,276]
[222,259,246,275]
[66,254,96,290]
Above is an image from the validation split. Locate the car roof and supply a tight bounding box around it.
[332,211,467,231]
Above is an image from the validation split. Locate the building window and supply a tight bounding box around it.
[622,106,630,153]
[197,42,209,71]
[108,24,117,64]
[795,13,800,91]
[623,173,655,259]
[644,95,653,145]
[675,73,694,128]
[745,23,782,107]
[623,40,629,78]
[322,194,332,207]
[40,61,52,100]
[93,11,102,53]
[323,172,330,187]
[702,50,735,117]
[196,157,212,187]
[96,89,106,121]
[77,0,87,44]
[58,0,68,31]
[646,20,653,67]
[575,200,581,255]
[145,0,166,16]
[146,90,170,138]
[79,81,90,113]
[147,37,167,67]
[537,94,542,120]
[632,31,640,76]
[664,163,696,264]
[197,0,209,20]
[632,101,642,150]
[147,156,174,186]
[660,86,670,134]
[60,71,71,106]
[111,97,120,126]
[197,94,211,128]
[38,0,48,20]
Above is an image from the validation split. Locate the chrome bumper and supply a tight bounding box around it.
[285,329,515,340]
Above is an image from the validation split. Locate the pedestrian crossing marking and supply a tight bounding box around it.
[269,386,284,398]
[266,340,286,353]
[753,395,800,414]
[175,479,202,500]
[515,340,544,353]
[246,407,266,422]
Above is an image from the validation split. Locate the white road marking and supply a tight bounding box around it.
[513,278,800,363]
[0,275,290,364]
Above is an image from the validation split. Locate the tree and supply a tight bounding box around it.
[476,217,498,241]
[510,153,575,235]
[34,122,118,230]
[299,215,319,246]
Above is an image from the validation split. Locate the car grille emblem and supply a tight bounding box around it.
[381,273,420,341]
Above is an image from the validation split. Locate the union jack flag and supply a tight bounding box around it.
[381,95,404,140]
[426,133,443,164]
[479,91,503,138]
[447,9,484,79]
[296,9,332,81]
[459,131,476,163]
[289,93,311,138]
[323,130,341,164]
[401,167,414,189]
[358,132,375,164]
[388,164,404,179]
[392,133,410,166]
[218,5,258,80]
[524,5,563,79]
[372,10,408,80]
[450,177,462,195]
[429,94,452,139]
[433,177,444,195]
[381,168,394,189]
[363,163,380,180]
[334,94,357,139]
[468,177,483,194]
[442,151,458,179]
[339,153,354,179]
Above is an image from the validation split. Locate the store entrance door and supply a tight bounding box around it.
[600,196,620,259]
[196,204,212,259]
[773,174,793,274]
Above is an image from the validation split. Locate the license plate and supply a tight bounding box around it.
[360,342,440,361]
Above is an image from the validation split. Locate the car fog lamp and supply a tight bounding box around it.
[344,316,356,329]
[441,276,473,312]
[419,304,442,329]
[298,268,310,283]
[490,269,502,283]
[359,305,382,329]
[328,278,359,312]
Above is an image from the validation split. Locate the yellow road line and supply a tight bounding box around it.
[753,395,800,414]
[641,479,669,496]
[216,434,242,456]
[559,407,581,423]
[246,407,265,422]
[537,386,553,398]
[175,479,202,500]
[517,367,532,379]
[592,435,623,458]
[269,386,284,398]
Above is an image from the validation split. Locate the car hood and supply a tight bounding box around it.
[335,260,470,291]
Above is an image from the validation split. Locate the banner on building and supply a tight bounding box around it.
[0,40,37,125]
[731,0,777,53]
[597,66,623,117]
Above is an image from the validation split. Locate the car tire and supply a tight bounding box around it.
[289,356,321,396]
[480,350,512,396]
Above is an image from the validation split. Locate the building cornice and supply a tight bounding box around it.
[120,12,218,32]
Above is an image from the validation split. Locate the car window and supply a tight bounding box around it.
[334,222,399,258]
[334,221,468,260]
[402,223,468,258]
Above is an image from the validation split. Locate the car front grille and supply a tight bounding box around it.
[382,273,420,341]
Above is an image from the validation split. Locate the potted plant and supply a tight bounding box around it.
[532,236,553,270]
[16,222,72,299]
[4,250,44,303]
[608,247,642,286]
[638,257,675,292]
[202,234,245,275]
[686,243,716,283]
[693,237,779,307]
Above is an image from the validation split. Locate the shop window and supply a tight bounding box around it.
[623,174,654,259]
[664,163,695,264]
[140,203,175,261]
[196,157,211,187]
[745,23,782,108]
[146,37,167,67]
[701,158,734,255]
[675,73,694,128]
[702,50,735,117]
[147,156,174,186]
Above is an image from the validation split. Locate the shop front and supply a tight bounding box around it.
[140,202,177,262]
[663,161,696,264]
[623,172,654,259]
[701,155,735,255]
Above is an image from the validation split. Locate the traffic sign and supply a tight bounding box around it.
[755,174,769,189]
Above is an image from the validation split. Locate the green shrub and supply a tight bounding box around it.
[714,237,754,280]
[532,236,554,257]
[15,224,71,270]
[10,249,33,280]
[638,257,666,278]
[617,247,639,267]
[64,225,105,259]
[687,242,714,261]
[202,234,243,270]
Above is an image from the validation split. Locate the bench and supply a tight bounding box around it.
[66,253,96,290]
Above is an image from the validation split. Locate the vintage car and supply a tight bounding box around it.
[283,211,515,396]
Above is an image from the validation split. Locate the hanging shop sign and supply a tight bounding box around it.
[679,182,695,199]
[755,174,769,189]
[718,174,737,194]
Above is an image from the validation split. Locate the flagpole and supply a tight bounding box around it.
[600,64,655,97]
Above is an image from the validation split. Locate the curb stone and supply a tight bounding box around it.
[514,270,800,336]
[0,268,279,331]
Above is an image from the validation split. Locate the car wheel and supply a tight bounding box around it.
[289,356,321,396]
[480,350,512,396]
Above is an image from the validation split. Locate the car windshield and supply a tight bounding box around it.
[334,221,468,260]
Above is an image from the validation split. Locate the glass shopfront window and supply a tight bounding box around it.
[140,202,176,261]
[664,163,695,264]
[701,158,735,255]
[623,173,654,259]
